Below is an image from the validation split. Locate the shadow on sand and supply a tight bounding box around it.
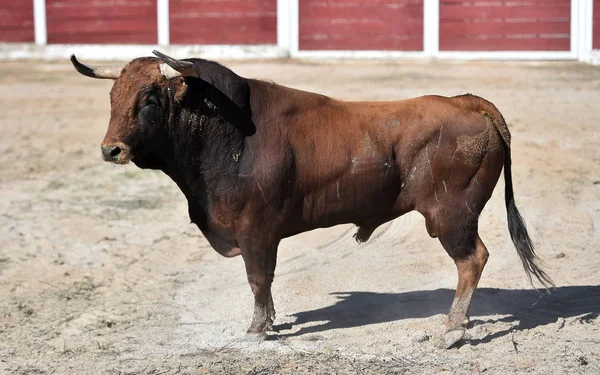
[274,286,600,344]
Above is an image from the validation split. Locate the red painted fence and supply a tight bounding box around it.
[0,1,34,42]
[439,0,571,51]
[299,0,424,51]
[46,0,157,44]
[169,0,276,45]
[1,0,599,53]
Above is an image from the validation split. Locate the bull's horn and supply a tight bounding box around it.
[70,55,123,79]
[152,50,198,79]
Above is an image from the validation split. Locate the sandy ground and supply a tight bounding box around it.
[0,58,599,374]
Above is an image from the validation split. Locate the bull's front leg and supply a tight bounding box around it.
[239,234,279,340]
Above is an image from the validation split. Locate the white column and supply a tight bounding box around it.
[157,0,170,46]
[277,0,289,50]
[423,0,439,56]
[288,0,299,56]
[575,0,594,61]
[570,0,579,57]
[33,0,47,45]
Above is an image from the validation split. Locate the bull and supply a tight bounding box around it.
[71,51,553,348]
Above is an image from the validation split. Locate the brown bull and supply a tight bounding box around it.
[71,51,553,348]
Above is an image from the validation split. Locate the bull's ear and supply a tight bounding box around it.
[153,50,198,79]
[170,77,189,104]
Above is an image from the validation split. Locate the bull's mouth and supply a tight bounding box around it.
[110,154,133,164]
[101,143,133,164]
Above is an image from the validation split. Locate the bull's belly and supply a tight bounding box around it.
[298,164,402,230]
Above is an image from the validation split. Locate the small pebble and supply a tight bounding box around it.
[412,331,429,343]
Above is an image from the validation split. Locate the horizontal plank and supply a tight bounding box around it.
[440,36,570,51]
[303,0,423,6]
[48,19,156,34]
[0,4,34,12]
[440,5,570,20]
[301,5,423,23]
[46,5,156,19]
[48,20,156,43]
[300,35,423,51]
[48,33,156,44]
[170,15,275,31]
[170,21,276,34]
[301,19,423,36]
[45,0,155,8]
[170,0,275,15]
[171,12,275,20]
[0,29,34,42]
[45,0,153,3]
[171,28,276,44]
[0,13,34,27]
[440,20,570,36]
[441,0,566,4]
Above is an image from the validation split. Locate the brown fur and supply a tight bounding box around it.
[73,57,549,347]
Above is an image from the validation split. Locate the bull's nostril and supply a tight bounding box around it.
[101,145,123,161]
[109,146,121,158]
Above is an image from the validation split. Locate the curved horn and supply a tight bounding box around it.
[70,54,123,79]
[152,50,198,79]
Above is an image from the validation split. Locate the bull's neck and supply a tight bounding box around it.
[161,77,254,226]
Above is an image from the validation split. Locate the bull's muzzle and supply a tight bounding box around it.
[101,143,131,164]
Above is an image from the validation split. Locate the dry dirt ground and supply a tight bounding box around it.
[1,58,599,374]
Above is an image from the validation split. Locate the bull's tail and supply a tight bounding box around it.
[456,94,554,289]
[491,109,555,290]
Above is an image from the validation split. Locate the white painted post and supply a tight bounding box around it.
[277,0,289,51]
[33,0,47,45]
[576,0,594,61]
[570,0,580,58]
[157,0,170,46]
[423,0,439,57]
[288,0,299,56]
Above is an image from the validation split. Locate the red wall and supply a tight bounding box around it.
[299,0,424,51]
[0,1,34,42]
[170,0,276,45]
[440,0,571,51]
[46,0,157,44]
[594,0,600,50]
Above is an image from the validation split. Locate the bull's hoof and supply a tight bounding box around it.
[444,328,465,349]
[244,331,268,342]
[354,226,373,243]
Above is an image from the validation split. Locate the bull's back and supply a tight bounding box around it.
[256,85,504,232]
[283,96,461,229]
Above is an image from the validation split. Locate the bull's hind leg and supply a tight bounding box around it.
[439,230,489,348]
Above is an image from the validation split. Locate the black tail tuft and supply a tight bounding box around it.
[504,149,555,290]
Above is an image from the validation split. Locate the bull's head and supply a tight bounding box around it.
[70,51,198,165]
